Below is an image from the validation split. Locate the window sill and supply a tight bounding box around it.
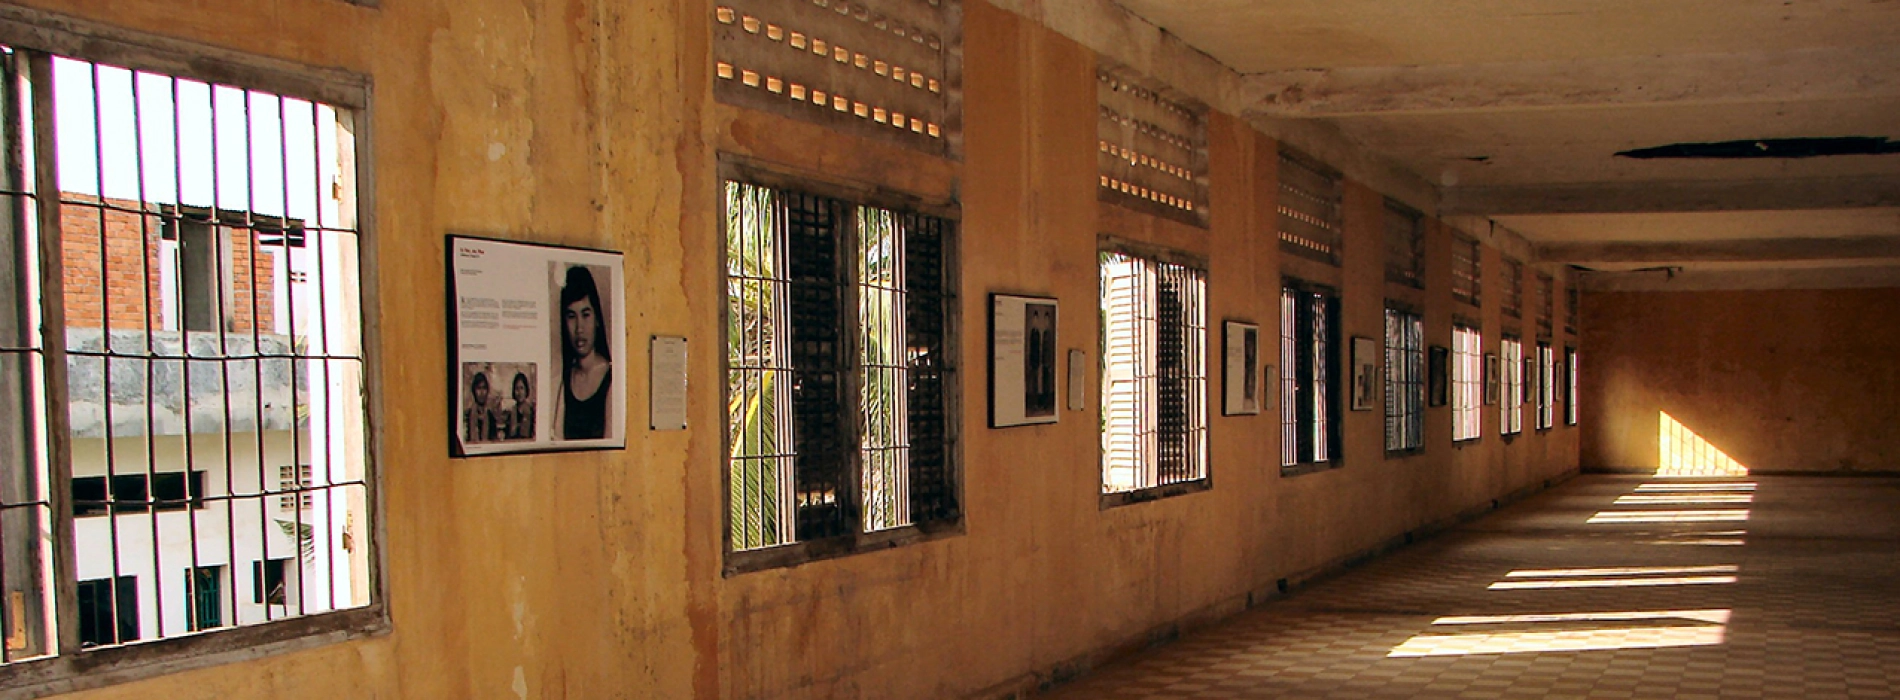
[1100,479,1212,510]
[1280,461,1343,478]
[0,605,386,698]
[1384,447,1426,459]
[722,516,965,577]
[1452,437,1482,448]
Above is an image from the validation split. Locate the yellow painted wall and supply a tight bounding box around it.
[26,0,1579,698]
[1581,288,1900,474]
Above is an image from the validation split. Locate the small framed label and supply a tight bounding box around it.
[650,336,688,431]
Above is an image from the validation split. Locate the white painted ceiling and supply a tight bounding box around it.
[1111,0,1900,286]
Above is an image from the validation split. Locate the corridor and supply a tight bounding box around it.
[1044,475,1900,699]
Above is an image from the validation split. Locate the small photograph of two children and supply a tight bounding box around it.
[461,362,538,444]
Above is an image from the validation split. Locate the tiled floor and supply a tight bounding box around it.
[1042,475,1900,699]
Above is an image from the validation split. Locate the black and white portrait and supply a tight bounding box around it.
[552,263,613,441]
[1223,321,1262,416]
[1023,301,1058,418]
[990,294,1060,427]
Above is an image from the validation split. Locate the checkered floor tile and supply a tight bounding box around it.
[1040,475,1900,699]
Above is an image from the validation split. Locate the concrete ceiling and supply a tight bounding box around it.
[1111,0,1900,289]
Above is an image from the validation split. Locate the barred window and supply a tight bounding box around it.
[1277,150,1343,265]
[1501,337,1524,435]
[722,179,958,561]
[1280,282,1339,470]
[712,0,959,156]
[0,44,374,683]
[1383,200,1423,288]
[1383,307,1424,453]
[1501,258,1524,319]
[1536,342,1556,431]
[1535,272,1555,336]
[1566,348,1579,427]
[1451,235,1481,307]
[1451,325,1482,442]
[1098,68,1208,226]
[1100,250,1207,495]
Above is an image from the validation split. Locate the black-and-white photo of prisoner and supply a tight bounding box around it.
[552,263,614,441]
[1242,325,1260,412]
[462,362,539,443]
[1024,301,1058,418]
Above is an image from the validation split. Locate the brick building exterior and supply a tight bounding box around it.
[60,193,278,333]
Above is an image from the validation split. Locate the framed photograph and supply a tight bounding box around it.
[1483,353,1501,406]
[1428,345,1450,407]
[991,294,1059,427]
[1351,336,1378,412]
[1222,321,1262,415]
[448,235,628,457]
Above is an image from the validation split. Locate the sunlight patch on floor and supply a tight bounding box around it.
[1505,565,1738,578]
[1589,509,1750,524]
[1388,625,1727,657]
[1615,493,1753,505]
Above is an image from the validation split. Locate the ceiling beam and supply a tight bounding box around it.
[1578,264,1900,292]
[1441,175,1900,215]
[1538,237,1900,265]
[1240,46,1900,117]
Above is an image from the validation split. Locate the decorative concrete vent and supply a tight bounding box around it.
[1502,258,1525,319]
[1278,149,1343,265]
[714,0,961,157]
[1384,199,1424,288]
[1097,66,1209,227]
[1452,235,1482,307]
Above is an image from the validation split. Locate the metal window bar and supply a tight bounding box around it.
[856,205,910,532]
[1451,236,1480,307]
[1383,201,1423,288]
[1383,308,1423,452]
[901,212,955,524]
[1153,260,1206,486]
[1279,289,1297,467]
[1277,152,1342,265]
[724,181,797,551]
[1566,349,1578,426]
[0,50,374,660]
[1309,292,1332,463]
[1501,338,1523,435]
[1451,325,1482,441]
[778,189,853,542]
[1537,342,1555,430]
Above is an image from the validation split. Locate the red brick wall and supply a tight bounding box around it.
[60,193,276,333]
